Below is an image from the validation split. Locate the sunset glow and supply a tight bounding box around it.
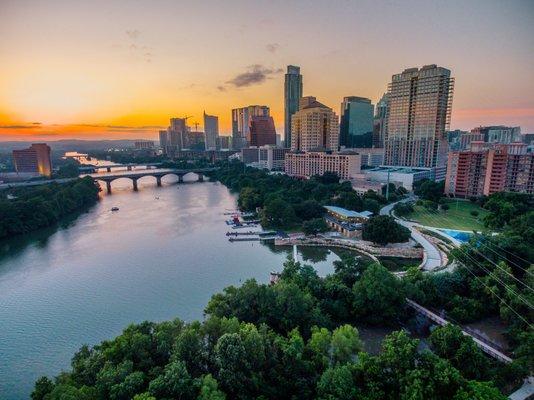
[1,0,533,140]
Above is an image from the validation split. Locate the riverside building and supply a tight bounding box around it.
[284,65,303,148]
[12,143,52,177]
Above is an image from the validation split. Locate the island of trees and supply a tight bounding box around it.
[0,176,100,239]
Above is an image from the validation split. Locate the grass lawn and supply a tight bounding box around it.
[408,199,489,231]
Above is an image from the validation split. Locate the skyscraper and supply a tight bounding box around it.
[159,130,168,152]
[290,96,339,152]
[169,117,189,150]
[339,96,374,148]
[203,112,219,150]
[284,65,303,148]
[248,116,277,147]
[384,65,454,168]
[12,143,52,177]
[231,105,270,150]
[373,93,388,148]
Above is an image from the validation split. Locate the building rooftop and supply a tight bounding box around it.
[367,166,433,174]
[324,205,371,219]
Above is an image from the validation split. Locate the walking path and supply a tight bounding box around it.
[380,198,443,271]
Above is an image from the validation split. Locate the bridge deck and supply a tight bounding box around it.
[406,299,513,364]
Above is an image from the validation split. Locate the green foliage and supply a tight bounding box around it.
[393,201,414,217]
[470,210,479,217]
[0,177,100,239]
[352,263,405,324]
[208,161,394,231]
[302,218,329,235]
[414,178,444,202]
[482,192,533,229]
[362,215,411,245]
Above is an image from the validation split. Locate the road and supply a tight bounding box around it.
[380,197,443,271]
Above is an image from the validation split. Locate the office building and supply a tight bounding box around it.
[241,146,289,171]
[284,65,303,147]
[372,93,388,148]
[285,151,360,180]
[471,125,521,144]
[204,112,219,150]
[169,117,189,150]
[231,105,270,150]
[291,96,339,152]
[340,96,374,148]
[351,147,385,167]
[446,129,469,151]
[218,135,232,149]
[12,143,52,177]
[445,142,534,197]
[248,116,277,147]
[135,140,154,149]
[159,130,168,150]
[384,65,454,168]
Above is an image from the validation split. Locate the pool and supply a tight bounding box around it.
[439,229,473,243]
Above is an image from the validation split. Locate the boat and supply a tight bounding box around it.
[111,207,119,211]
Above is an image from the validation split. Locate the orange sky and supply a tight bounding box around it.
[1,0,533,141]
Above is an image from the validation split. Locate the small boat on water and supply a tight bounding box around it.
[111,207,119,212]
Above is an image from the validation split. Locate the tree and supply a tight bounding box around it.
[453,381,508,400]
[294,200,325,221]
[393,202,414,217]
[414,179,444,202]
[352,263,405,324]
[315,171,340,185]
[238,187,262,211]
[198,374,226,400]
[261,197,297,228]
[31,377,54,400]
[331,325,363,365]
[362,215,411,245]
[148,361,195,399]
[302,218,329,235]
[441,203,450,211]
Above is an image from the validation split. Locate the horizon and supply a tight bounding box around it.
[1,0,533,141]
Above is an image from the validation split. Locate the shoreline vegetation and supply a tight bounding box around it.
[0,177,100,240]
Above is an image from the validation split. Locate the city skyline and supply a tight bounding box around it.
[1,0,533,141]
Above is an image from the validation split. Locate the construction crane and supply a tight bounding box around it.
[182,115,192,126]
[192,121,200,132]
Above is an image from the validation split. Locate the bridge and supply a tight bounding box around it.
[87,167,218,193]
[406,298,513,364]
[78,163,163,173]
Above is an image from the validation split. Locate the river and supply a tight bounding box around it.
[0,174,349,399]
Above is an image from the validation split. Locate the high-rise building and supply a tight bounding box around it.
[242,146,289,171]
[285,151,361,180]
[373,93,388,148]
[384,65,454,168]
[12,143,52,177]
[169,117,189,150]
[218,135,232,149]
[204,112,219,151]
[231,105,270,150]
[340,96,374,148]
[290,96,339,152]
[445,142,534,197]
[248,116,277,147]
[159,130,168,151]
[284,65,303,147]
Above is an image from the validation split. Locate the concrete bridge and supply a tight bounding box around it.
[79,162,163,173]
[88,167,217,193]
[406,298,513,364]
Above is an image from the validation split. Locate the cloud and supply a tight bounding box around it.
[0,124,41,129]
[126,29,141,40]
[217,85,227,92]
[266,43,279,53]
[226,64,283,88]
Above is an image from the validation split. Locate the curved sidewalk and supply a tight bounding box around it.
[380,198,443,271]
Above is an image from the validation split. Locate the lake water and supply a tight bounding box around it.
[0,175,346,399]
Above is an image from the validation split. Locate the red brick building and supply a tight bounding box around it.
[445,142,534,197]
